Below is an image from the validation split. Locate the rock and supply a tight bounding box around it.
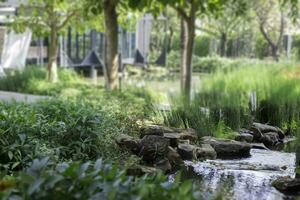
[115,134,140,153]
[178,139,190,145]
[252,122,280,132]
[126,165,158,176]
[261,132,281,147]
[249,126,264,141]
[177,144,197,160]
[202,136,251,158]
[251,143,270,150]
[195,144,217,160]
[251,123,285,140]
[140,125,198,143]
[140,125,174,137]
[272,177,300,193]
[277,130,285,140]
[138,135,169,162]
[235,133,254,143]
[163,133,180,147]
[167,146,183,170]
[154,158,172,173]
[179,128,198,142]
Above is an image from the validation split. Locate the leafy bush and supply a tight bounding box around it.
[0,158,203,200]
[0,66,95,97]
[292,34,300,60]
[167,50,181,70]
[0,87,154,172]
[193,57,228,73]
[194,35,211,57]
[255,35,269,59]
[0,66,46,93]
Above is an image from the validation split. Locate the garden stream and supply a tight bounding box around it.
[120,72,300,199]
[176,145,299,200]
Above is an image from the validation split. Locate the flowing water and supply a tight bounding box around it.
[175,149,298,200]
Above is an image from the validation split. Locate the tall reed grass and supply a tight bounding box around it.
[162,59,300,137]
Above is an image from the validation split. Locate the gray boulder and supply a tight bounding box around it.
[177,144,197,160]
[115,134,140,153]
[272,177,300,193]
[138,135,169,162]
[140,125,198,143]
[178,139,190,145]
[140,125,174,137]
[250,122,285,140]
[202,136,251,158]
[261,132,281,147]
[163,133,180,147]
[154,158,172,173]
[235,133,254,143]
[196,144,217,160]
[251,143,270,150]
[178,128,198,142]
[126,165,158,176]
[167,146,183,170]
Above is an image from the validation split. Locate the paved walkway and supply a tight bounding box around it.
[0,91,49,103]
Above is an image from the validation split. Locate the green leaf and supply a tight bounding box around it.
[8,151,13,160]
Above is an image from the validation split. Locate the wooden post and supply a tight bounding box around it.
[90,65,98,85]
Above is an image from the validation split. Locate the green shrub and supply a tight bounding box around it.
[171,33,180,52]
[292,34,300,60]
[255,35,269,59]
[0,66,94,97]
[0,87,154,172]
[193,57,228,73]
[0,66,46,93]
[0,158,203,200]
[194,35,211,57]
[167,50,181,69]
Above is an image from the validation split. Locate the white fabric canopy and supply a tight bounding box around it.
[0,65,5,76]
[136,14,152,58]
[1,29,32,70]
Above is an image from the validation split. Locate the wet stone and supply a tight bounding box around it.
[202,136,251,158]
[272,177,300,193]
[138,135,169,162]
[235,133,254,143]
[177,144,197,160]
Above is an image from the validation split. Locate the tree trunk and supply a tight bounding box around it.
[167,26,174,53]
[48,27,58,82]
[180,17,195,100]
[220,32,227,57]
[103,0,119,91]
[271,45,279,61]
[259,10,285,63]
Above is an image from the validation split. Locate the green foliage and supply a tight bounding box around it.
[167,50,181,69]
[194,36,211,57]
[255,35,269,59]
[0,158,203,200]
[0,67,94,96]
[171,33,181,52]
[292,34,300,60]
[0,67,46,93]
[162,59,300,137]
[13,0,85,36]
[0,86,153,172]
[193,57,228,73]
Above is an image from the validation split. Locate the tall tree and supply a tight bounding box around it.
[149,0,244,99]
[197,5,247,57]
[86,0,144,91]
[14,0,83,82]
[252,0,287,61]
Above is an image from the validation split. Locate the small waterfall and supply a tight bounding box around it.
[180,149,296,200]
